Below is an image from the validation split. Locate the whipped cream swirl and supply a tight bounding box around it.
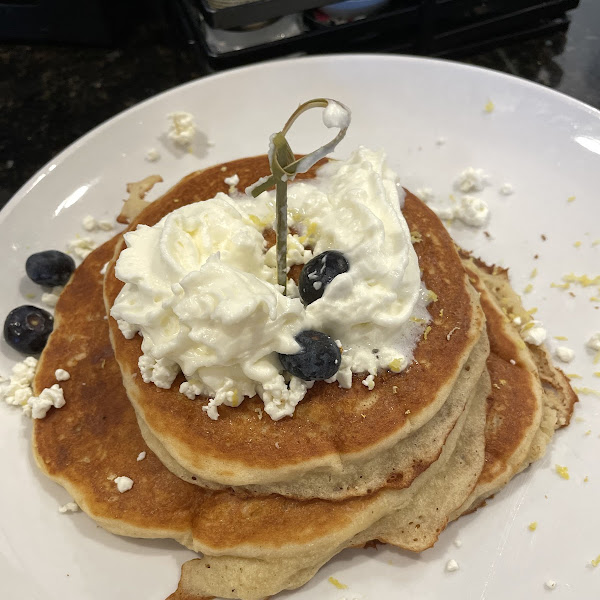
[111,147,430,420]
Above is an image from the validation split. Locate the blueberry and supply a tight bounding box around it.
[279,330,341,381]
[4,305,54,355]
[299,250,349,305]
[26,250,75,287]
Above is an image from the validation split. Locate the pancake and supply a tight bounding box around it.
[462,254,577,431]
[451,255,578,516]
[30,197,575,600]
[33,236,487,600]
[103,156,487,499]
[167,382,488,600]
[451,257,545,516]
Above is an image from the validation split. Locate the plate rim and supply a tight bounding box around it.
[3,53,600,224]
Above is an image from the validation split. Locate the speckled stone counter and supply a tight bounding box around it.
[1,0,598,208]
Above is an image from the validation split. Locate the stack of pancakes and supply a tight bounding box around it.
[31,156,576,600]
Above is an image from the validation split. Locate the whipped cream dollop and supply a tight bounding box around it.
[111,147,430,420]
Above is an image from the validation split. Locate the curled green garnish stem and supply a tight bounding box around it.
[251,98,351,293]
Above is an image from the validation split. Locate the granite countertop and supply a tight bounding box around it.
[1,0,599,209]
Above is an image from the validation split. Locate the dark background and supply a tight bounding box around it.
[1,0,599,209]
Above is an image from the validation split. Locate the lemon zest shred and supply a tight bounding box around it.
[555,465,570,480]
[328,577,348,590]
[248,214,262,227]
[426,289,438,302]
[389,358,404,373]
[573,387,600,397]
[528,522,538,531]
[562,273,600,287]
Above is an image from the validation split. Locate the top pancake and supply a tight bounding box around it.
[103,156,486,498]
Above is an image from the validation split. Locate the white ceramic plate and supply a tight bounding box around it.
[1,55,599,600]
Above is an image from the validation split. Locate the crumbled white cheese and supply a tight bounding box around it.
[545,580,556,590]
[446,559,459,572]
[313,281,323,291]
[224,174,240,187]
[136,451,146,462]
[509,359,516,365]
[513,316,522,326]
[41,286,63,308]
[82,215,97,231]
[114,476,134,493]
[436,137,447,146]
[27,384,65,419]
[67,237,97,260]
[521,321,547,346]
[41,293,58,307]
[98,220,114,231]
[454,539,463,548]
[555,346,575,363]
[167,111,196,147]
[138,355,178,389]
[286,278,299,298]
[362,374,375,390]
[55,368,70,381]
[455,167,489,193]
[455,195,489,227]
[58,501,80,513]
[416,187,435,203]
[117,319,138,339]
[499,183,514,195]
[587,332,600,351]
[145,148,161,162]
[0,356,38,409]
[254,377,312,422]
[180,380,206,400]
